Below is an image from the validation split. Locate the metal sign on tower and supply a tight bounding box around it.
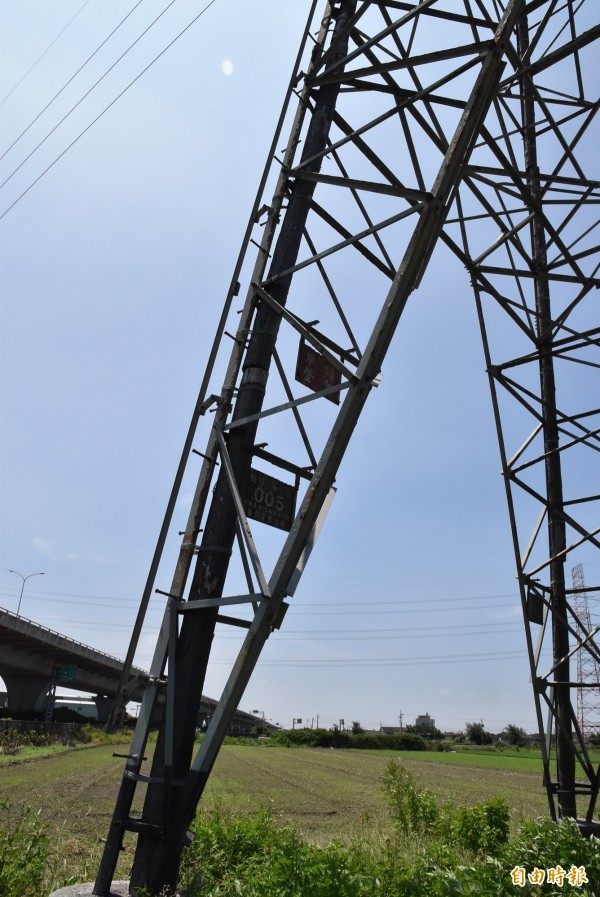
[90,1,599,894]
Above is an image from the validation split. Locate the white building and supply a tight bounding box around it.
[415,713,435,729]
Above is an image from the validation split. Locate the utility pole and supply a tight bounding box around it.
[91,2,598,894]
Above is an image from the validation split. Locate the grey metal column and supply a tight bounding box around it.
[516,8,576,820]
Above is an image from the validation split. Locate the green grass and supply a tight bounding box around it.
[0,743,74,765]
[374,748,547,773]
[0,741,568,888]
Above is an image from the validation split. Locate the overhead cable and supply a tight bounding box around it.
[0,0,219,220]
[1,0,147,162]
[1,0,93,106]
[1,0,182,191]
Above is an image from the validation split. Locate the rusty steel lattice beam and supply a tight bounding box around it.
[94,0,599,893]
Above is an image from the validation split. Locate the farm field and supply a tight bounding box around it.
[0,742,553,884]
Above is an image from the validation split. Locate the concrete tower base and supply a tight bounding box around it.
[49,883,130,897]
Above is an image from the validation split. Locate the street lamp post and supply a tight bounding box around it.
[9,570,45,615]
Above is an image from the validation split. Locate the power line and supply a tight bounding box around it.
[27,617,523,638]
[0,587,517,605]
[0,0,219,220]
[0,595,518,616]
[211,650,528,667]
[1,0,182,191]
[1,0,147,162]
[0,0,93,106]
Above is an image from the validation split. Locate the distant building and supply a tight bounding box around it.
[54,697,97,719]
[415,713,435,729]
[379,726,403,735]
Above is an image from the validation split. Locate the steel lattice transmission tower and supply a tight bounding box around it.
[93,1,599,894]
[572,564,600,741]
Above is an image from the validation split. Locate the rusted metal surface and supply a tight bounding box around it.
[295,340,342,404]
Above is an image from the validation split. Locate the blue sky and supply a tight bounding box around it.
[1,0,590,735]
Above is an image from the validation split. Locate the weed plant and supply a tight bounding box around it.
[1,761,599,896]
[174,762,598,897]
[0,802,48,897]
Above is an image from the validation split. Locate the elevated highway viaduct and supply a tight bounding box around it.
[0,607,154,723]
[0,608,275,732]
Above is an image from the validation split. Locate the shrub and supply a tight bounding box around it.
[180,809,384,897]
[0,802,49,897]
[504,816,600,892]
[438,796,510,855]
[382,760,439,836]
[382,761,510,857]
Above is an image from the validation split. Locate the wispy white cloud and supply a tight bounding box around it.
[32,536,56,559]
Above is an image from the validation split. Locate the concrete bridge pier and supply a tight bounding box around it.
[94,694,126,726]
[2,672,50,715]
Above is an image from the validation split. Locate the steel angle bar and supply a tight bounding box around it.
[510,429,600,476]
[477,264,597,284]
[222,379,352,432]
[235,521,258,599]
[332,110,402,186]
[178,593,265,611]
[252,283,360,381]
[308,199,414,276]
[506,474,600,553]
[301,230,363,357]
[252,445,314,480]
[466,165,600,190]
[474,140,591,285]
[524,527,600,577]
[216,614,252,629]
[272,348,318,468]
[313,0,438,77]
[184,492,339,783]
[543,628,600,681]
[521,506,547,570]
[264,203,422,283]
[314,39,494,86]
[374,3,492,30]
[464,271,539,340]
[163,597,179,832]
[554,285,598,334]
[213,426,270,598]
[471,212,535,265]
[499,24,600,86]
[299,48,488,177]
[506,422,543,469]
[290,169,430,202]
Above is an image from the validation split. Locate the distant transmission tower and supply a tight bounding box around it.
[572,564,600,740]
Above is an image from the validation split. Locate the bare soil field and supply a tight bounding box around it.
[0,742,552,884]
